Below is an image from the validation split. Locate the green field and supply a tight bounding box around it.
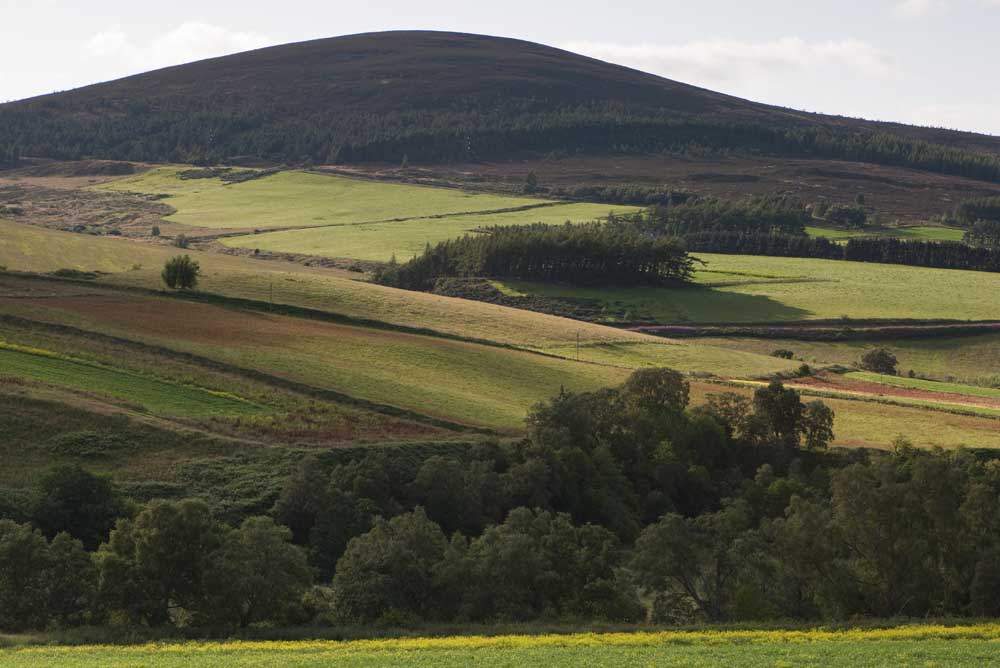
[95,168,636,233]
[221,202,635,262]
[689,335,1000,386]
[4,625,999,668]
[501,253,1000,323]
[806,225,965,242]
[0,218,174,273]
[0,345,257,417]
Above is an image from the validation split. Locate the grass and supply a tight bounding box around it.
[501,253,1000,323]
[0,218,173,273]
[805,224,965,242]
[94,168,576,231]
[0,344,258,418]
[538,340,797,377]
[0,288,637,431]
[0,219,671,349]
[5,624,1000,667]
[846,371,1000,400]
[221,203,637,262]
[687,335,1000,386]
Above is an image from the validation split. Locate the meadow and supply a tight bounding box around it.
[500,253,1000,323]
[4,625,1000,668]
[690,334,1000,386]
[0,344,258,418]
[806,224,965,242]
[220,202,635,262]
[94,168,566,230]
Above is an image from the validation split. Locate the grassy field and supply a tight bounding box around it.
[0,218,174,273]
[688,335,1000,386]
[501,253,1000,323]
[0,223,795,384]
[95,168,636,234]
[0,286,638,431]
[0,344,257,418]
[806,224,965,242]
[4,625,999,667]
[221,202,634,262]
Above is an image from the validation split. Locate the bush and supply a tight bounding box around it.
[161,255,200,290]
[772,349,794,359]
[859,348,898,375]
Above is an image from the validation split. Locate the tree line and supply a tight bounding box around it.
[634,194,813,236]
[375,222,695,290]
[5,369,1000,630]
[683,231,1000,271]
[3,99,1000,183]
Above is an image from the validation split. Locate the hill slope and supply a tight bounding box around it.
[1,31,998,179]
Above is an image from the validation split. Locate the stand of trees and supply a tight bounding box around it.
[955,196,1000,225]
[636,194,813,236]
[375,222,695,290]
[3,370,1000,630]
[964,220,1000,249]
[683,231,1000,272]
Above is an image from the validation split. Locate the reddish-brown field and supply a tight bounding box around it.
[342,153,1000,223]
[793,374,1000,412]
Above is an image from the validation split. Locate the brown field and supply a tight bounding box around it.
[342,153,1000,223]
[793,374,1000,412]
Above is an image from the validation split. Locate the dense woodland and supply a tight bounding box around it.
[3,101,1000,184]
[375,222,695,290]
[685,232,1000,272]
[3,371,1000,631]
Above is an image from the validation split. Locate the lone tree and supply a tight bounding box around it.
[162,255,200,290]
[859,347,898,375]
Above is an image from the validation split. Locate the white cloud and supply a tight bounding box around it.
[893,102,1000,135]
[893,0,951,18]
[84,22,275,73]
[564,38,897,88]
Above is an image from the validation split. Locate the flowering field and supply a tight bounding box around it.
[5,625,1000,667]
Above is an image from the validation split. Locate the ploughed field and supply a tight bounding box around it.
[4,624,1000,667]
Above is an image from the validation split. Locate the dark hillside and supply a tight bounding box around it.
[2,31,999,179]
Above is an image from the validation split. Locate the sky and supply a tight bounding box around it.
[1,0,998,135]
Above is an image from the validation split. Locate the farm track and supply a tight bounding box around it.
[0,312,495,435]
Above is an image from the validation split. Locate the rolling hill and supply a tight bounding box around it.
[1,31,999,181]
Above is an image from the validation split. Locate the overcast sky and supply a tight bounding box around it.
[2,0,998,135]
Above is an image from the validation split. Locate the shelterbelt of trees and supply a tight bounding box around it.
[375,222,695,290]
[684,232,1000,272]
[377,195,999,290]
[4,371,1000,631]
